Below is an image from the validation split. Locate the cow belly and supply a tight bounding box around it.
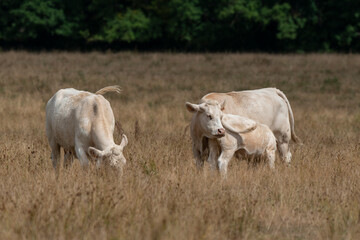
[50,107,76,149]
[241,131,268,155]
[52,124,75,149]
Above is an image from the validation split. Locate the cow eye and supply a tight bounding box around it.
[207,115,213,120]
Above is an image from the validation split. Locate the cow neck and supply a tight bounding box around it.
[194,112,206,139]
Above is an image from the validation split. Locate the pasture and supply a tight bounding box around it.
[0,52,359,239]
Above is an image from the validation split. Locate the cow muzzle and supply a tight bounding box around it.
[214,128,225,137]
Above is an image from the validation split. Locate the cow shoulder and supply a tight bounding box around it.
[202,92,222,101]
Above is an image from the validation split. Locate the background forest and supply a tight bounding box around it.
[1,0,360,52]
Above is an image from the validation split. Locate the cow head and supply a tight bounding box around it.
[88,134,128,170]
[186,100,226,138]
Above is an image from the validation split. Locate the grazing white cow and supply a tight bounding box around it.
[46,86,128,171]
[186,88,299,169]
[218,114,277,176]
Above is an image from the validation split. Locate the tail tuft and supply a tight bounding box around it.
[95,85,121,95]
[291,134,301,144]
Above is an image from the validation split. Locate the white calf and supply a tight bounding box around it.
[217,114,277,176]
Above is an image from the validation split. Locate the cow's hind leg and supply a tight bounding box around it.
[275,130,292,165]
[278,142,292,165]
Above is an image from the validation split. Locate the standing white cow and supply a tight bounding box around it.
[185,101,277,175]
[46,86,128,171]
[186,88,299,169]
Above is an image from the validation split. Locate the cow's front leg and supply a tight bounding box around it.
[218,149,236,178]
[266,148,276,169]
[75,140,89,168]
[49,140,61,172]
[192,145,204,169]
[207,139,219,170]
[64,150,74,168]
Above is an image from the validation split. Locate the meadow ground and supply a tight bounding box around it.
[0,52,359,239]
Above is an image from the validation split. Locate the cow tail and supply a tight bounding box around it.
[276,89,301,143]
[95,85,121,95]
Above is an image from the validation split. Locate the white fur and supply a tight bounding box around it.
[46,87,128,171]
[186,101,225,138]
[187,88,298,169]
[185,101,226,168]
[217,114,277,176]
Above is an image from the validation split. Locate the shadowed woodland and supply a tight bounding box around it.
[1,1,360,52]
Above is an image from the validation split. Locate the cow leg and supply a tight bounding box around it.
[75,140,89,168]
[192,145,204,169]
[49,140,60,171]
[275,130,292,165]
[207,139,219,170]
[235,150,245,160]
[63,150,74,168]
[75,147,89,168]
[193,148,204,169]
[278,142,292,165]
[266,148,276,169]
[248,154,257,168]
[218,149,236,177]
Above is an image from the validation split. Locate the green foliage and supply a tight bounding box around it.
[166,0,203,42]
[271,3,305,40]
[336,25,357,48]
[96,9,152,42]
[6,0,73,40]
[0,0,359,51]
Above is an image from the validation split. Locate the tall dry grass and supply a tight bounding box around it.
[0,52,359,239]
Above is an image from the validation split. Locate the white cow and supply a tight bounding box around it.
[46,86,128,171]
[185,100,226,169]
[186,88,299,169]
[186,101,277,175]
[218,114,277,176]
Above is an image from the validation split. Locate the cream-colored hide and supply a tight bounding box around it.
[217,114,277,176]
[185,100,226,168]
[188,88,299,168]
[46,86,128,172]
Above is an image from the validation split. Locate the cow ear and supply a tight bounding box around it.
[88,147,104,159]
[120,134,128,149]
[222,114,257,133]
[185,102,201,113]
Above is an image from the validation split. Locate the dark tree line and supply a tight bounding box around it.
[0,0,359,52]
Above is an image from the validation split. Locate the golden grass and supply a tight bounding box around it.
[0,52,359,239]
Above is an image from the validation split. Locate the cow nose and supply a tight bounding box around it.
[218,128,225,135]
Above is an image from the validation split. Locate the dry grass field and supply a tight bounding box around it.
[0,52,359,239]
